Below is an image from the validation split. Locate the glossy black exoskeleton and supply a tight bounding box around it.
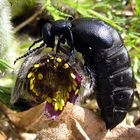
[14,18,135,129]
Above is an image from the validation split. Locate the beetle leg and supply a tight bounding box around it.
[28,38,43,50]
[53,36,62,63]
[66,29,74,61]
[56,36,62,54]
[55,35,63,55]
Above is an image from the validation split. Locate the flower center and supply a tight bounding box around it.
[26,55,82,119]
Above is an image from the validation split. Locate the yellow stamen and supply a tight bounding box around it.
[73,80,78,87]
[72,84,76,91]
[63,63,69,69]
[30,84,34,90]
[68,86,72,92]
[32,88,36,94]
[54,102,59,111]
[54,91,61,99]
[75,89,79,95]
[47,59,50,62]
[59,105,63,111]
[50,56,54,60]
[27,72,34,78]
[42,94,47,99]
[34,64,40,68]
[66,92,70,99]
[53,98,56,103]
[38,73,43,80]
[29,79,34,90]
[56,57,62,63]
[35,92,39,96]
[70,73,76,79]
[46,97,52,103]
[60,99,65,107]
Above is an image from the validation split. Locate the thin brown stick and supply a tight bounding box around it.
[14,10,42,33]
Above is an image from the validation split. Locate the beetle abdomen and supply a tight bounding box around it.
[71,18,134,129]
[92,44,134,129]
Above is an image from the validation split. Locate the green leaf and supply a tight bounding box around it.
[0,59,13,71]
[136,0,140,16]
[42,0,71,20]
[0,86,11,106]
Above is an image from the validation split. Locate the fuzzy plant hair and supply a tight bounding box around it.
[0,0,16,65]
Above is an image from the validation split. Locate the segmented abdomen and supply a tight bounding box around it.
[92,44,134,129]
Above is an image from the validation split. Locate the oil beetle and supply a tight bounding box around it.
[14,18,135,129]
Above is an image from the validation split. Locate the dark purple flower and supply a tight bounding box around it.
[26,55,82,119]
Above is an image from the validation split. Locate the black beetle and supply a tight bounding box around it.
[14,18,135,129]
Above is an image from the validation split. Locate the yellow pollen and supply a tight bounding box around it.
[63,63,69,69]
[35,92,39,96]
[73,80,78,87]
[60,99,65,107]
[29,79,34,90]
[42,94,47,99]
[27,72,34,78]
[56,57,62,63]
[47,59,50,62]
[52,98,57,102]
[72,84,76,91]
[34,64,40,68]
[66,92,70,99]
[70,73,76,79]
[32,88,36,92]
[75,89,79,95]
[68,86,72,92]
[59,105,63,111]
[38,73,43,80]
[54,102,59,111]
[30,84,34,90]
[32,88,39,96]
[46,97,52,103]
[50,56,54,60]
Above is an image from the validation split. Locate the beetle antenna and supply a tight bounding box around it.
[14,42,45,64]
[28,38,43,50]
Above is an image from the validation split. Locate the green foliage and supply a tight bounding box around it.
[0,86,11,106]
[40,0,72,19]
[0,59,13,72]
[136,0,140,16]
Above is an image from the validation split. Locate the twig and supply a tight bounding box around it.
[14,10,42,33]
